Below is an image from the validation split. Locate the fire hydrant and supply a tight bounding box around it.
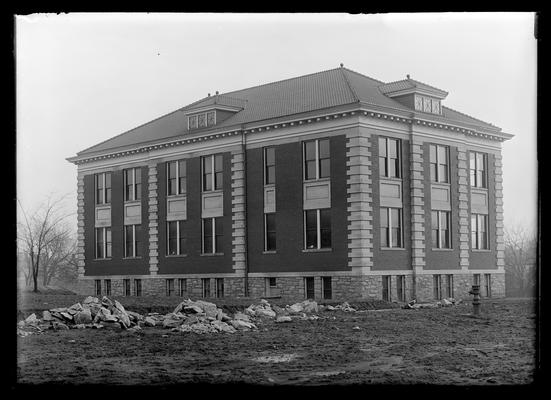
[468,284,481,316]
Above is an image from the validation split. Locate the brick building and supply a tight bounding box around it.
[67,66,513,301]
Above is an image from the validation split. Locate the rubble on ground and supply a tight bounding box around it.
[402,298,462,310]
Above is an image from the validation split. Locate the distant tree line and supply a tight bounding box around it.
[504,225,537,298]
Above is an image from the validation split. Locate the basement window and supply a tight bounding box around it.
[445,275,454,298]
[382,276,391,301]
[396,275,406,302]
[95,280,101,296]
[484,274,492,298]
[134,279,142,297]
[322,277,332,300]
[202,278,211,298]
[166,279,174,297]
[178,278,187,297]
[433,275,442,300]
[215,278,224,298]
[123,279,131,296]
[104,279,111,296]
[304,277,315,299]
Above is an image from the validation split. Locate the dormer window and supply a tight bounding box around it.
[188,111,217,130]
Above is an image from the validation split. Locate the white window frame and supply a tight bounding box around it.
[95,227,111,259]
[381,207,403,248]
[303,139,330,181]
[470,151,487,188]
[124,224,139,258]
[379,137,402,179]
[432,210,451,249]
[430,144,449,183]
[471,213,489,250]
[202,217,221,254]
[95,172,111,204]
[303,209,330,250]
[264,213,276,252]
[166,160,186,196]
[202,154,223,192]
[264,146,276,185]
[167,220,184,255]
[188,112,217,130]
[124,167,141,202]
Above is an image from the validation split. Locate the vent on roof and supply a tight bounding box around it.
[379,76,448,115]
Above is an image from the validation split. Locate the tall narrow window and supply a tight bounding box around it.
[166,279,174,296]
[473,273,481,286]
[431,210,451,249]
[304,209,331,250]
[379,137,401,178]
[95,172,112,204]
[202,217,223,254]
[264,147,276,185]
[433,275,442,299]
[382,276,391,301]
[202,278,211,298]
[304,277,315,299]
[264,213,276,251]
[178,278,187,297]
[134,279,142,297]
[167,160,187,196]
[123,167,142,201]
[124,224,141,258]
[123,279,131,296]
[322,277,332,300]
[216,278,224,298]
[471,214,489,250]
[380,207,403,248]
[95,280,101,296]
[202,154,223,191]
[104,279,111,296]
[396,275,406,302]
[167,220,186,255]
[429,144,449,183]
[469,151,487,188]
[303,139,330,180]
[95,227,112,259]
[445,275,454,298]
[484,274,492,298]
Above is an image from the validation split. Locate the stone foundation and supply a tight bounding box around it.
[76,272,505,302]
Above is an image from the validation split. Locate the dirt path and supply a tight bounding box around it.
[16,299,536,385]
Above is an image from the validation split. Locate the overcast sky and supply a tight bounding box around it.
[16,12,537,235]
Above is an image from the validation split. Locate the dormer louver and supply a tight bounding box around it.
[185,94,247,131]
[379,78,448,115]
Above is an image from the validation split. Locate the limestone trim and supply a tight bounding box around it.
[231,149,247,275]
[409,137,426,271]
[346,128,373,271]
[77,172,85,278]
[494,152,505,268]
[148,163,159,275]
[457,145,470,270]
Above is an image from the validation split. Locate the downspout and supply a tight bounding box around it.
[241,130,249,297]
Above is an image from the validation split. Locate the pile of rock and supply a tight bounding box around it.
[402,298,462,310]
[325,302,357,312]
[286,299,319,314]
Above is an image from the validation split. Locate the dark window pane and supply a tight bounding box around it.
[429,145,437,163]
[320,209,331,230]
[168,221,177,255]
[319,158,330,178]
[306,229,317,249]
[305,141,316,161]
[390,209,400,228]
[215,217,223,236]
[305,277,315,299]
[267,232,276,251]
[380,227,389,247]
[105,228,112,257]
[203,173,212,191]
[265,147,275,166]
[214,155,223,172]
[215,172,223,190]
[438,146,447,164]
[96,229,104,258]
[306,160,316,180]
[379,138,387,157]
[439,164,448,183]
[105,173,111,203]
[380,208,388,228]
[432,229,439,248]
[178,162,186,194]
[203,157,212,173]
[320,228,331,248]
[392,227,401,247]
[431,211,439,230]
[125,225,133,257]
[135,225,142,257]
[266,166,275,185]
[441,229,450,248]
[379,157,387,177]
[391,157,400,178]
[319,139,330,158]
[388,139,398,158]
[430,163,437,182]
[215,234,223,253]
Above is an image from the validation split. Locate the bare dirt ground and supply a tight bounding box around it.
[16,294,536,386]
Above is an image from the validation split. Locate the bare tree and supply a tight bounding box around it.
[504,225,537,297]
[17,195,75,293]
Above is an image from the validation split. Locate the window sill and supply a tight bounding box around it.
[263,250,277,255]
[431,181,451,186]
[264,183,275,188]
[431,248,454,252]
[303,177,331,183]
[200,253,224,257]
[379,176,402,182]
[380,247,406,251]
[166,194,187,199]
[202,189,223,195]
[123,257,143,260]
[472,249,492,253]
[123,200,141,205]
[93,258,112,261]
[166,254,188,258]
[302,248,332,253]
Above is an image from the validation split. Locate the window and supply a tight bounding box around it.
[304,209,331,250]
[484,274,492,298]
[123,279,131,296]
[268,277,277,288]
[166,279,174,296]
[266,277,279,297]
[188,115,198,130]
[202,278,211,298]
[198,113,206,128]
[382,276,391,301]
[429,144,449,183]
[104,279,111,296]
[380,207,403,248]
[167,220,186,255]
[124,224,141,258]
[433,275,442,300]
[445,275,454,298]
[95,280,101,296]
[264,213,276,251]
[303,139,330,180]
[167,160,186,196]
[471,214,489,250]
[379,137,401,178]
[473,273,481,286]
[215,278,224,298]
[202,217,223,254]
[178,278,187,297]
[123,167,142,202]
[431,210,451,249]
[322,277,332,300]
[264,147,276,185]
[304,277,315,299]
[202,154,223,191]
[95,227,112,259]
[188,112,215,130]
[469,151,487,188]
[396,275,406,302]
[95,172,112,205]
[134,279,142,297]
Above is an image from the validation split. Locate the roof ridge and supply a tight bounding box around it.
[340,67,359,102]
[441,105,498,129]
[217,66,344,97]
[342,67,386,84]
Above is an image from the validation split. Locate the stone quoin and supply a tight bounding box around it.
[67,66,513,301]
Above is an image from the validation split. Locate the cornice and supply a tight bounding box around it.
[67,104,512,166]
